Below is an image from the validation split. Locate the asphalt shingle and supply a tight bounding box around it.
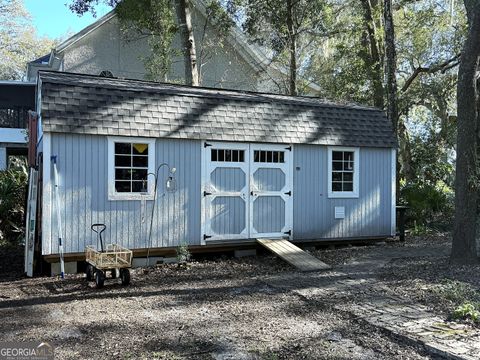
[38,71,396,148]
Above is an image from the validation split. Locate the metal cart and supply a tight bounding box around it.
[86,224,132,288]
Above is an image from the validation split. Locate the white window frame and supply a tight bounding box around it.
[327,146,360,199]
[107,136,156,201]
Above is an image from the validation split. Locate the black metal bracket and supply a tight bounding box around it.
[204,142,212,148]
[203,191,212,197]
[203,234,212,240]
[284,191,292,196]
[285,146,292,151]
[284,230,292,236]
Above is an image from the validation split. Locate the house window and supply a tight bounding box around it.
[108,137,155,200]
[211,149,245,162]
[328,147,359,198]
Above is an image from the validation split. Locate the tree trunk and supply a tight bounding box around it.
[175,0,199,86]
[286,0,297,96]
[360,0,383,108]
[383,0,398,132]
[451,1,480,265]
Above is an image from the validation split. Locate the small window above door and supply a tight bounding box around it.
[253,150,285,163]
[211,149,245,162]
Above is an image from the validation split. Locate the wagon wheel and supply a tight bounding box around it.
[86,264,94,281]
[120,269,130,286]
[95,270,105,288]
[111,269,117,279]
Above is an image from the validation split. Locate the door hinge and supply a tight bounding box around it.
[203,234,212,240]
[203,191,212,197]
[204,142,212,148]
[284,191,292,196]
[285,145,292,151]
[284,230,292,236]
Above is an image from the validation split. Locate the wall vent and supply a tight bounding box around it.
[335,206,345,219]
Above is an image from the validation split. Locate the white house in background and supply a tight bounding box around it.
[26,1,320,94]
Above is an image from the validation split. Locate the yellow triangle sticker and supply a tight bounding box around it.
[133,143,148,154]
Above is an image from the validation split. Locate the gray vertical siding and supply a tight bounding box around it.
[43,136,393,255]
[293,145,393,240]
[44,134,201,255]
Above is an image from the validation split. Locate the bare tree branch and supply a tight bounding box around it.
[401,53,462,92]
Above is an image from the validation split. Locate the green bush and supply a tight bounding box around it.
[0,161,28,246]
[400,182,453,231]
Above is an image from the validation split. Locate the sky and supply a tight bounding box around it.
[24,0,112,39]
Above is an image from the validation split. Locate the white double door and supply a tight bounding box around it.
[202,142,293,242]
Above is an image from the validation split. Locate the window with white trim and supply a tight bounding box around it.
[328,147,359,198]
[108,137,155,200]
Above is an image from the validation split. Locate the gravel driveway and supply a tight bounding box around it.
[0,242,441,359]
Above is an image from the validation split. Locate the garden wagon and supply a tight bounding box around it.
[86,224,132,288]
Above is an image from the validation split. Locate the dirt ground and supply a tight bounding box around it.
[0,238,463,359]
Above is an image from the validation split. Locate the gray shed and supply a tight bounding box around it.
[32,71,396,263]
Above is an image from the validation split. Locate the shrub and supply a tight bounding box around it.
[176,243,191,264]
[0,161,28,246]
[452,303,480,323]
[400,182,453,231]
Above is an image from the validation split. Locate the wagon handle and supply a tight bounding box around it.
[91,224,106,252]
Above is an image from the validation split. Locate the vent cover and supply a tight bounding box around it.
[335,206,345,219]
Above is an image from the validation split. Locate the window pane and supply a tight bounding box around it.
[115,155,131,167]
[343,182,353,191]
[115,142,131,154]
[266,151,272,162]
[332,182,342,191]
[332,172,342,182]
[131,169,148,180]
[332,151,343,161]
[232,150,238,162]
[132,143,148,155]
[115,169,131,180]
[225,150,232,161]
[273,152,278,163]
[332,161,343,171]
[211,149,217,161]
[218,150,225,161]
[239,150,244,162]
[260,151,266,162]
[344,152,354,162]
[133,156,148,167]
[343,173,353,182]
[115,181,131,192]
[344,160,354,171]
[132,181,145,192]
[279,152,284,163]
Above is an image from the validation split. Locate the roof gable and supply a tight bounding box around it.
[38,71,396,148]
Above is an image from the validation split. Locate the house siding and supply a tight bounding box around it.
[293,145,393,240]
[60,10,259,91]
[43,133,201,255]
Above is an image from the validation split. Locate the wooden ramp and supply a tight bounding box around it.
[257,238,331,272]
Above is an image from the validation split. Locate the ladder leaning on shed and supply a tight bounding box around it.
[257,238,331,272]
[24,168,38,277]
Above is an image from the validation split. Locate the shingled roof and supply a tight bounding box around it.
[38,71,396,148]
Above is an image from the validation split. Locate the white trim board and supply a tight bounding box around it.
[107,136,156,201]
[327,146,360,199]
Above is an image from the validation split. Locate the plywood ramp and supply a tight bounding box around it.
[257,238,331,272]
